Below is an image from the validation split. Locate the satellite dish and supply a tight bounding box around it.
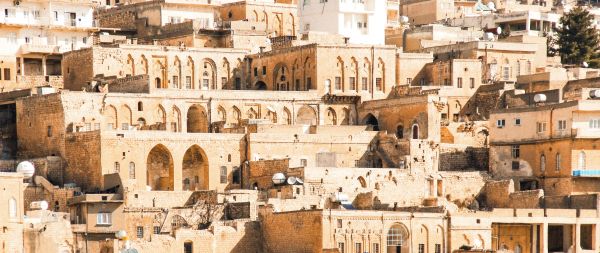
[484,32,495,41]
[589,90,600,98]
[533,94,547,103]
[16,161,35,178]
[272,173,286,185]
[400,16,409,23]
[287,176,297,185]
[296,178,304,184]
[115,230,127,239]
[487,1,495,10]
[583,61,589,68]
[146,185,152,191]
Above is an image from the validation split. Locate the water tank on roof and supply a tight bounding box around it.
[30,201,48,211]
[16,161,35,178]
[272,173,286,185]
[533,94,547,103]
[590,90,600,98]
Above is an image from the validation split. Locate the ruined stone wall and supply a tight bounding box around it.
[64,131,102,191]
[508,190,543,208]
[247,159,289,189]
[439,144,488,171]
[108,75,151,93]
[24,185,74,213]
[484,179,513,208]
[260,209,323,253]
[16,93,66,159]
[62,48,95,91]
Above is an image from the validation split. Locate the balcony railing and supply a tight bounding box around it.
[572,170,600,177]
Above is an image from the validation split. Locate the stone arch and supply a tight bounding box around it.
[387,223,410,253]
[376,57,385,92]
[231,106,241,125]
[119,104,132,130]
[289,13,295,36]
[187,105,208,133]
[217,106,227,122]
[139,55,148,75]
[434,225,445,252]
[171,106,181,132]
[201,58,217,90]
[103,105,117,130]
[126,54,135,76]
[148,105,166,130]
[296,105,317,125]
[335,57,344,92]
[363,113,379,131]
[267,108,277,123]
[362,57,371,92]
[395,124,404,139]
[153,59,167,88]
[273,62,290,91]
[252,10,259,22]
[184,56,194,89]
[325,107,337,125]
[412,124,419,139]
[341,108,350,125]
[221,58,230,89]
[357,176,366,188]
[255,81,267,90]
[147,144,174,191]
[303,57,312,90]
[246,108,258,119]
[182,145,209,190]
[172,56,182,89]
[262,11,269,31]
[274,14,283,36]
[283,107,292,125]
[350,57,358,91]
[418,225,429,253]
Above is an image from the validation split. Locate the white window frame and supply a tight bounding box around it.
[97,213,112,225]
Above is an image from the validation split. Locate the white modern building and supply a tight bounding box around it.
[298,0,387,44]
[0,0,97,90]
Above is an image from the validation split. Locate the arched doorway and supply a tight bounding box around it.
[182,145,209,190]
[396,125,404,139]
[363,114,379,131]
[187,105,208,133]
[412,124,419,139]
[387,223,410,253]
[296,105,317,125]
[255,81,267,90]
[146,144,174,191]
[155,77,162,88]
[326,107,337,125]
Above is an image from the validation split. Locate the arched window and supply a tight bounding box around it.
[129,162,136,179]
[540,154,546,172]
[555,153,561,171]
[232,166,241,184]
[9,197,17,218]
[184,241,193,253]
[579,151,586,170]
[137,101,143,111]
[387,223,409,252]
[412,124,419,139]
[396,125,404,139]
[220,166,227,184]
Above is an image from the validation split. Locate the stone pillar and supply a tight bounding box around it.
[541,223,548,253]
[20,57,25,76]
[526,18,531,32]
[173,152,183,191]
[42,56,47,76]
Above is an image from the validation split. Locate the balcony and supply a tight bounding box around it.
[572,170,600,177]
[19,44,59,54]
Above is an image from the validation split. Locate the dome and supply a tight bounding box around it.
[272,173,286,185]
[16,161,35,178]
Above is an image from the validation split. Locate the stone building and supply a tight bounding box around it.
[0,0,97,91]
[0,172,24,253]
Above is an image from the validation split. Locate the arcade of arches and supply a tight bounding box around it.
[146,144,210,191]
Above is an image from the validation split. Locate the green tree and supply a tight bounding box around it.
[555,7,600,66]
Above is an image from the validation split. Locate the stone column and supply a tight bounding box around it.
[42,55,47,76]
[541,222,548,253]
[20,57,25,76]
